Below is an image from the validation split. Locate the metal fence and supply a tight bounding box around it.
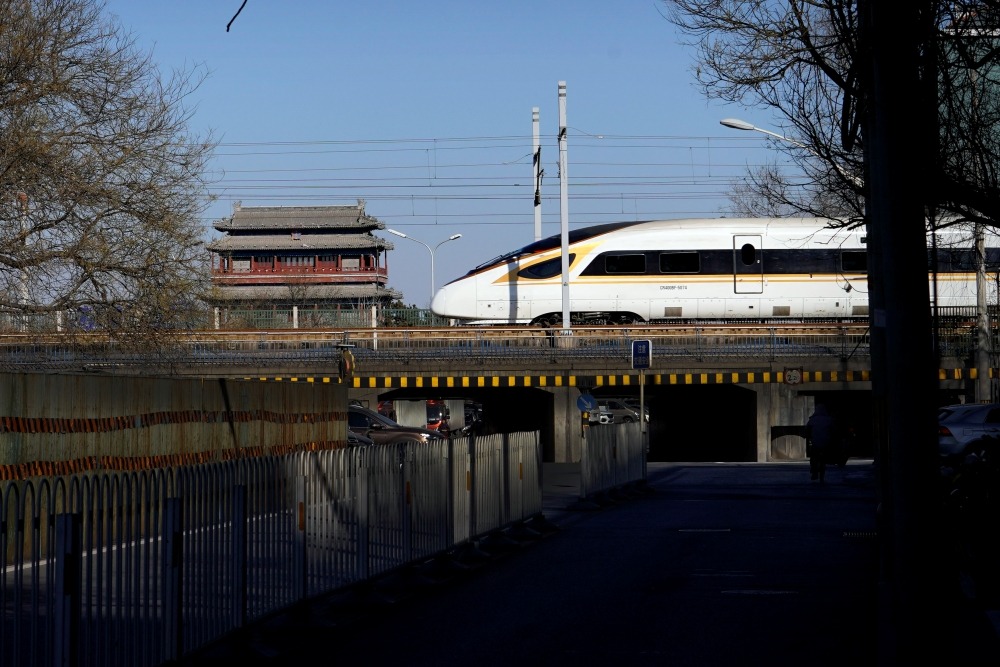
[581,422,648,500]
[0,308,453,334]
[217,308,452,330]
[0,325,889,373]
[1,431,542,667]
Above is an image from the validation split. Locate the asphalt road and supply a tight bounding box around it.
[174,460,1000,667]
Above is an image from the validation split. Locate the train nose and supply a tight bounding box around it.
[430,287,448,316]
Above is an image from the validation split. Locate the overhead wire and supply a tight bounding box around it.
[198,132,802,224]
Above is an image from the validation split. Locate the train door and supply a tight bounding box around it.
[733,235,763,293]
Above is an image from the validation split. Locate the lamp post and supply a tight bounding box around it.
[720,117,863,188]
[720,117,812,151]
[386,229,462,305]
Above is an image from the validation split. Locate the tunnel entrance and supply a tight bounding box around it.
[593,385,757,463]
[374,387,557,461]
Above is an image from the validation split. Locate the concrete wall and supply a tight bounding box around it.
[758,382,813,461]
[0,373,348,478]
[0,363,881,478]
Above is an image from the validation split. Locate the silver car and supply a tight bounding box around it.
[597,398,642,424]
[938,403,1000,459]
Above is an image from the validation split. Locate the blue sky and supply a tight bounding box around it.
[103,0,785,308]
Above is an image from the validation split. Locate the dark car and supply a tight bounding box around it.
[346,429,375,447]
[348,404,445,445]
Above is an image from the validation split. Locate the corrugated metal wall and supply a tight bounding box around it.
[0,374,349,478]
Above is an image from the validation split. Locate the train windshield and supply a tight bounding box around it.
[468,221,647,275]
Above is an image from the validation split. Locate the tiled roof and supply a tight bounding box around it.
[206,233,394,253]
[207,284,402,302]
[213,201,384,232]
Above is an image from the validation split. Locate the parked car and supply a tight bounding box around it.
[938,403,1000,460]
[348,404,445,445]
[463,401,485,434]
[621,397,651,423]
[425,399,451,432]
[347,429,375,447]
[597,405,614,424]
[377,400,397,421]
[583,403,611,425]
[597,398,642,424]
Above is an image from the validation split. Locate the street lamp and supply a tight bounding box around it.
[720,117,863,188]
[720,117,812,151]
[386,229,462,305]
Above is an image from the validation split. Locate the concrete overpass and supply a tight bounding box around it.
[0,324,988,464]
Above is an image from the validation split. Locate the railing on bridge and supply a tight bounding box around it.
[1,432,543,667]
[0,324,889,371]
[0,319,991,374]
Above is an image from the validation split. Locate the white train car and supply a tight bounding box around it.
[430,217,998,325]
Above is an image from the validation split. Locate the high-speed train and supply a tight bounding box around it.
[430,217,1000,325]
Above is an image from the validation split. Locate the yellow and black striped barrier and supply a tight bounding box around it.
[242,367,995,387]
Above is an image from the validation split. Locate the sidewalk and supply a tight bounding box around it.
[175,460,1000,666]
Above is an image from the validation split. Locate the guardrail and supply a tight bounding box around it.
[1,432,543,667]
[0,325,877,370]
[0,321,988,373]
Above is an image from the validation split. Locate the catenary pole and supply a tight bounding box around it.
[533,107,542,242]
[558,81,570,331]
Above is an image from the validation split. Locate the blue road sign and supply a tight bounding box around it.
[631,340,652,370]
[577,393,598,412]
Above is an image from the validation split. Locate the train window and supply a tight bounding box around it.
[517,254,574,279]
[605,254,646,274]
[659,251,700,274]
[947,249,975,271]
[740,243,757,266]
[841,250,868,272]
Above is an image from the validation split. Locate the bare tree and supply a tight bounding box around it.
[0,0,216,340]
[936,4,1000,228]
[661,1,1000,229]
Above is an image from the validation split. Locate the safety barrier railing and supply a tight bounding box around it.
[2,322,994,374]
[580,421,647,500]
[0,431,542,667]
[0,325,888,372]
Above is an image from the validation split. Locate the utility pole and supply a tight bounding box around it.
[976,223,992,402]
[533,106,542,242]
[558,81,570,332]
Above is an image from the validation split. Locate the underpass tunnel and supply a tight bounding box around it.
[794,390,876,461]
[593,385,758,463]
[373,387,556,461]
[374,384,785,464]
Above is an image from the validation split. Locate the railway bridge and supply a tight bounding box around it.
[1,323,987,465]
[335,323,967,463]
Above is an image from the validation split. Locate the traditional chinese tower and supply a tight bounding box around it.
[206,200,401,327]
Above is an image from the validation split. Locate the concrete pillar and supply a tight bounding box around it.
[394,400,426,427]
[547,387,582,463]
[755,383,813,462]
[755,385,771,462]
